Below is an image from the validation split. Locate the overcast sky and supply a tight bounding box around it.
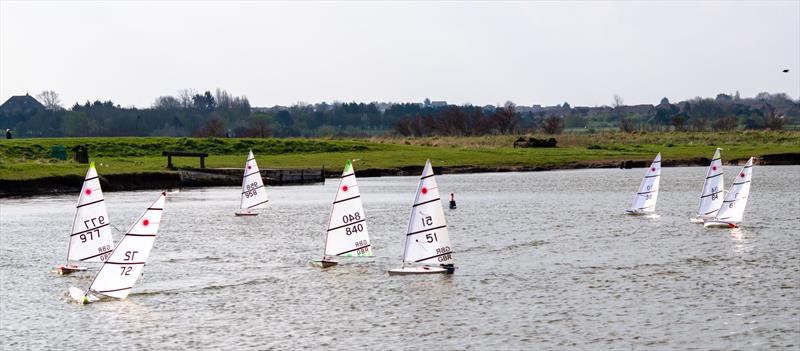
[1,1,798,108]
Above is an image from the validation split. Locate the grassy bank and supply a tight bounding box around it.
[1,131,798,180]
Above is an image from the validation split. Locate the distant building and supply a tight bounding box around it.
[0,94,45,116]
[515,106,533,113]
[429,101,448,108]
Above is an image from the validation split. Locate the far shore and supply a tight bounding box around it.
[1,152,796,198]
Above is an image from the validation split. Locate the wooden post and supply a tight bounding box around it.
[200,156,205,169]
[167,155,173,169]
[300,169,305,184]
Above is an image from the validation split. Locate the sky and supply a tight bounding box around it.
[1,1,798,108]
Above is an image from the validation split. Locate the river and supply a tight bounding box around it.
[1,166,798,349]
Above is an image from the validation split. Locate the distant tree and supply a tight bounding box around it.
[424,98,431,107]
[690,116,708,131]
[275,110,292,126]
[613,94,624,108]
[178,89,196,108]
[619,117,635,133]
[491,102,519,134]
[62,111,89,136]
[153,96,181,110]
[659,97,670,105]
[246,114,272,137]
[671,114,687,131]
[192,91,215,112]
[37,90,62,111]
[541,115,564,134]
[712,116,737,131]
[194,118,226,137]
[562,102,571,109]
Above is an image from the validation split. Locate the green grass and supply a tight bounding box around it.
[0,132,798,180]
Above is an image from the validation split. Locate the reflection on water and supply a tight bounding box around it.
[1,165,798,349]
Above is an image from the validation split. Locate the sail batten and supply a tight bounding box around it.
[322,160,373,258]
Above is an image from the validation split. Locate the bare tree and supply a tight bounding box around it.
[178,89,197,109]
[37,90,62,111]
[153,96,181,110]
[613,94,624,108]
[541,115,564,135]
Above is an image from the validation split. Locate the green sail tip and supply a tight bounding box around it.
[89,161,96,169]
[344,159,353,173]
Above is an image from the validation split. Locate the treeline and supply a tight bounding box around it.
[0,90,797,138]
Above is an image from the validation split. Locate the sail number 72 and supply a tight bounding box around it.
[120,251,139,275]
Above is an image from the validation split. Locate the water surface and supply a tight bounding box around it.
[1,166,798,349]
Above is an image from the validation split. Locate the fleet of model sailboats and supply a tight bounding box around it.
[69,192,167,304]
[47,149,763,304]
[311,160,373,268]
[55,162,115,275]
[236,150,269,216]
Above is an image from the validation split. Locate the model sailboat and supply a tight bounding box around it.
[236,150,269,216]
[691,148,724,223]
[388,159,455,275]
[704,157,754,228]
[69,192,166,304]
[55,162,115,275]
[311,160,373,268]
[625,153,661,215]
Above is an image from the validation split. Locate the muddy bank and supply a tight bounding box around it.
[2,153,798,197]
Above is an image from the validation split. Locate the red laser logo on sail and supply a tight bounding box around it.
[85,188,92,195]
[421,187,428,195]
[712,166,717,171]
[341,185,349,192]
[740,172,745,178]
[651,167,656,172]
[142,219,149,226]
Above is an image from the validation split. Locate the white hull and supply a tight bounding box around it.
[388,266,451,275]
[704,220,739,229]
[690,216,708,224]
[234,211,258,217]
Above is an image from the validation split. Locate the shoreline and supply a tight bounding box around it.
[2,152,797,198]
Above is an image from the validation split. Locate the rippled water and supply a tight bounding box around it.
[1,166,798,350]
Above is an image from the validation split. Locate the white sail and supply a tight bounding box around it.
[323,160,372,257]
[401,159,453,265]
[240,150,269,210]
[86,192,166,299]
[67,162,114,263]
[629,153,661,213]
[710,157,753,224]
[696,148,725,219]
